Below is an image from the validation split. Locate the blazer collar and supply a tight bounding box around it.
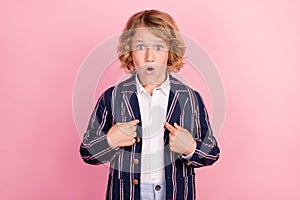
[119,73,188,124]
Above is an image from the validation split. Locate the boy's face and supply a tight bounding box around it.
[131,28,169,86]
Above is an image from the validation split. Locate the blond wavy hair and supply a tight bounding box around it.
[117,10,186,73]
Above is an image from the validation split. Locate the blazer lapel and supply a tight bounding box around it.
[164,75,188,143]
[119,75,142,137]
[166,89,179,125]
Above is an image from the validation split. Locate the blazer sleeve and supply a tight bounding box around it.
[79,87,120,165]
[180,90,220,168]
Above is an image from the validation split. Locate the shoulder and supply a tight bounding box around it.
[169,74,201,95]
[102,86,115,98]
[93,86,115,109]
[97,75,136,103]
[169,74,205,105]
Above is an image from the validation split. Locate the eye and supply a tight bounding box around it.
[155,44,165,51]
[135,44,145,50]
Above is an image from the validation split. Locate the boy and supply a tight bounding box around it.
[80,9,220,200]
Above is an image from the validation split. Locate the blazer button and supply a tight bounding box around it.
[133,179,139,185]
[133,159,139,164]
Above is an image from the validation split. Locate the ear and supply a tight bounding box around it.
[126,55,135,74]
[167,54,174,69]
[128,64,136,74]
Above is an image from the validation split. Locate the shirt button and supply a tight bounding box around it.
[133,179,139,185]
[133,159,139,164]
[155,185,161,191]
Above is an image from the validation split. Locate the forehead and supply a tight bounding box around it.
[131,28,165,43]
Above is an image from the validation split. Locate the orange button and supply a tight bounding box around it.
[133,159,139,164]
[133,179,139,185]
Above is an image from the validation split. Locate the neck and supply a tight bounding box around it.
[143,85,158,96]
[138,74,167,96]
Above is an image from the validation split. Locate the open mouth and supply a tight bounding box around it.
[146,66,154,72]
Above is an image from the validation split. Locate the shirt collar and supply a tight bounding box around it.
[135,73,170,96]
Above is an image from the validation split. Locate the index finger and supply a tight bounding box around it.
[127,119,140,126]
[164,122,178,133]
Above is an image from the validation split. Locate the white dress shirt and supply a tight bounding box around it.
[136,73,170,183]
[135,73,194,183]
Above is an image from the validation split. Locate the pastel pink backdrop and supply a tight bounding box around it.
[1,1,300,199]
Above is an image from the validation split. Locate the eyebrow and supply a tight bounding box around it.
[133,39,165,43]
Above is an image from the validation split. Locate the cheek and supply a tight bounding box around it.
[160,52,169,62]
[131,53,143,66]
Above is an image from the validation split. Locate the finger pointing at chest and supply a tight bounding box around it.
[164,122,179,134]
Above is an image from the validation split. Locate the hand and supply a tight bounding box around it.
[107,119,139,148]
[164,122,196,155]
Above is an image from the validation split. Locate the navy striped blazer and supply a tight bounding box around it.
[80,74,220,200]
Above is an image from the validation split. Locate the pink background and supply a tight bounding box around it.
[1,0,300,199]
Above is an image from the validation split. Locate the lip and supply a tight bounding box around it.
[145,66,155,74]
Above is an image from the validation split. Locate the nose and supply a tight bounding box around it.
[145,47,155,63]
